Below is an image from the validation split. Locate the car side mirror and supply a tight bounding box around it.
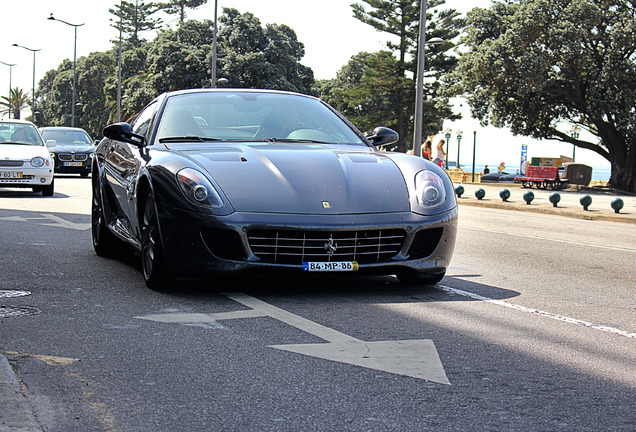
[45,139,56,148]
[367,127,399,147]
[103,122,145,147]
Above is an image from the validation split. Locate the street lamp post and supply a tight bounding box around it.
[412,0,444,157]
[444,128,451,169]
[0,61,15,118]
[456,130,463,169]
[211,0,219,88]
[472,131,477,182]
[570,125,580,162]
[48,14,84,127]
[12,44,40,122]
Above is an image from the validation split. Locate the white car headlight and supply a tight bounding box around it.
[415,170,446,208]
[177,168,224,208]
[30,157,45,167]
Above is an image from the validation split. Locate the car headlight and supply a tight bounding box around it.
[176,168,224,208]
[30,157,45,167]
[415,170,446,208]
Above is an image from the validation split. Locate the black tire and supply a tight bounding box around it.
[42,179,54,196]
[91,173,119,256]
[397,271,445,285]
[140,189,172,289]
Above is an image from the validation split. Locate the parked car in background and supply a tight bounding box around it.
[92,89,458,288]
[40,127,95,177]
[0,120,55,196]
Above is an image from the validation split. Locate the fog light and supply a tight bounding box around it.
[40,178,46,184]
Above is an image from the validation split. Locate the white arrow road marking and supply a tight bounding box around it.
[136,292,450,384]
[0,214,90,230]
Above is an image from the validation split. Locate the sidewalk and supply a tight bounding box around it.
[453,182,636,224]
[0,355,42,432]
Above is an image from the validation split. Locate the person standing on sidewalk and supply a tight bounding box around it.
[433,139,447,167]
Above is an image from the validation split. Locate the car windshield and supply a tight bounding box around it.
[41,129,92,144]
[0,122,44,146]
[156,92,366,146]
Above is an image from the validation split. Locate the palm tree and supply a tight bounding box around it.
[0,88,30,119]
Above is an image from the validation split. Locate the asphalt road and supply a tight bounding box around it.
[1,177,635,432]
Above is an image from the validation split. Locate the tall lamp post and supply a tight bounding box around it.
[444,128,451,169]
[412,0,444,157]
[48,14,84,127]
[570,125,580,162]
[12,44,40,122]
[211,0,219,88]
[456,130,463,169]
[0,61,15,118]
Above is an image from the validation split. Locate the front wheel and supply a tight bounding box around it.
[42,179,54,196]
[92,173,120,256]
[140,189,172,289]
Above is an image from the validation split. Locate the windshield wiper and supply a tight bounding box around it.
[158,136,223,143]
[264,138,331,144]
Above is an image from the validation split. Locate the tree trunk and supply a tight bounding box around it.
[609,153,636,193]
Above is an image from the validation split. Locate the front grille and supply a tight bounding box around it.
[0,160,24,167]
[0,175,35,183]
[58,153,88,162]
[247,229,406,265]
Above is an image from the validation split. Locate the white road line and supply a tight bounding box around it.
[461,226,636,253]
[438,285,636,339]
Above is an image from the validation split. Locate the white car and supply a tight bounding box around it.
[0,119,55,196]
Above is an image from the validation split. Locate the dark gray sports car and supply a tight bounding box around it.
[92,89,457,288]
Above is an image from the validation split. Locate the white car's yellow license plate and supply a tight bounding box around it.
[302,261,359,272]
[0,171,22,179]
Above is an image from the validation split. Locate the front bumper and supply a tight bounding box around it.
[0,166,54,188]
[157,207,458,279]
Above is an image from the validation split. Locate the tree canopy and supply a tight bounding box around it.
[446,0,636,192]
[37,8,315,139]
[321,0,464,152]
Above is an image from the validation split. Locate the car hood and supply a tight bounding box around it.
[51,143,95,153]
[177,143,411,214]
[0,144,50,160]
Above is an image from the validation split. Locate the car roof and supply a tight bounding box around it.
[40,126,89,132]
[162,88,319,101]
[0,119,37,126]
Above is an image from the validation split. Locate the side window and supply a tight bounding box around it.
[131,102,157,137]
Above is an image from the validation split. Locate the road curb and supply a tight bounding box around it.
[0,354,42,432]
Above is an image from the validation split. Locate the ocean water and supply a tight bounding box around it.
[458,164,610,181]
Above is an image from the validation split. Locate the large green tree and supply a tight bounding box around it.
[342,0,463,152]
[447,0,636,192]
[158,0,208,24]
[109,0,163,48]
[217,8,315,93]
[38,10,316,137]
